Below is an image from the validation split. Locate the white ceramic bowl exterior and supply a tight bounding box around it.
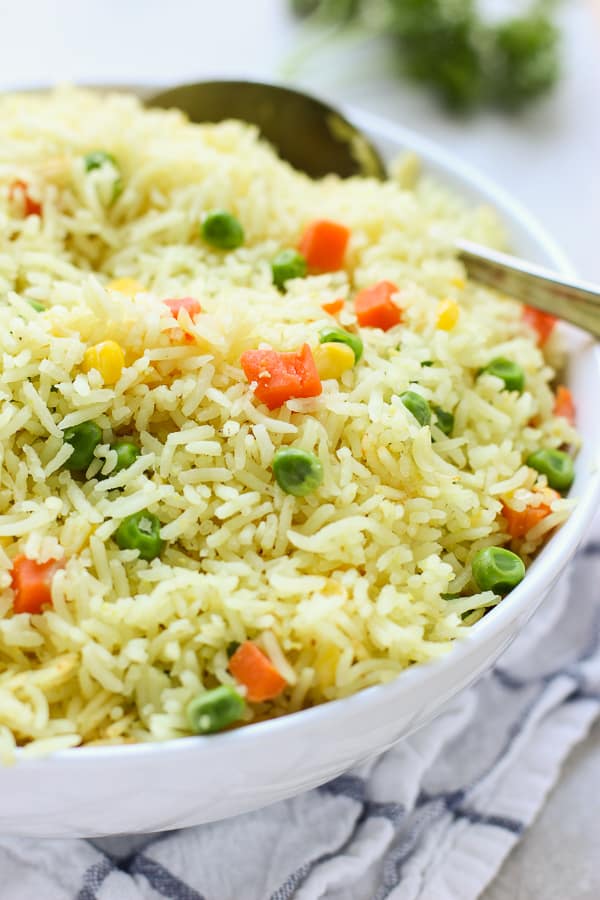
[1,106,598,837]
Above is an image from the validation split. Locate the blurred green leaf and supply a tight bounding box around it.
[291,0,361,22]
[387,1,485,111]
[490,15,560,110]
[288,0,561,114]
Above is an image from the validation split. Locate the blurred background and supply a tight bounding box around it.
[0,0,599,278]
[1,1,599,896]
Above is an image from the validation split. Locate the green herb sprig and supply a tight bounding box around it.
[288,0,561,113]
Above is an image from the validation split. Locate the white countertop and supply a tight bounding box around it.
[2,0,599,893]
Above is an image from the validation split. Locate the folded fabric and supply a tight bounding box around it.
[1,518,598,900]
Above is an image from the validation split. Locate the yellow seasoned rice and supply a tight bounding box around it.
[0,87,578,757]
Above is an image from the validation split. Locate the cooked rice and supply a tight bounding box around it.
[0,87,578,757]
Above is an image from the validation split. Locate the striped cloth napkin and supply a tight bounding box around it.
[0,517,598,900]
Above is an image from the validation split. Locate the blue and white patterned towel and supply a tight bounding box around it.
[1,516,599,900]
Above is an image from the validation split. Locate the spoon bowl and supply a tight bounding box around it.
[148,79,386,180]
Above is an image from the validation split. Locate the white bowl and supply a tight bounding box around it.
[1,104,598,838]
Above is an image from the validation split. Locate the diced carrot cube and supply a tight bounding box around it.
[229,641,287,702]
[553,385,575,424]
[299,220,350,273]
[522,305,557,345]
[321,298,345,315]
[9,180,42,217]
[163,297,202,318]
[11,555,65,615]
[501,501,553,539]
[240,344,322,410]
[354,281,402,331]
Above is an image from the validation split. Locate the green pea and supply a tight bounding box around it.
[226,641,241,659]
[200,210,244,250]
[110,440,140,472]
[114,509,164,561]
[526,448,575,492]
[421,360,434,367]
[62,421,103,471]
[84,150,119,172]
[84,151,122,201]
[432,405,454,436]
[399,390,431,426]
[273,447,323,497]
[319,327,363,363]
[471,546,525,594]
[111,177,124,201]
[479,357,525,392]
[271,249,307,289]
[186,685,245,735]
[28,299,46,312]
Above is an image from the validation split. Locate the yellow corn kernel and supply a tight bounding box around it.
[436,298,460,331]
[313,342,355,380]
[450,276,465,289]
[106,277,144,297]
[83,340,125,385]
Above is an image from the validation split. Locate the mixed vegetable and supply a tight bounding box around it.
[400,390,431,427]
[271,248,308,288]
[114,510,165,561]
[228,641,287,702]
[62,421,103,471]
[273,447,324,496]
[479,358,525,393]
[201,210,245,249]
[9,179,42,217]
[11,556,65,615]
[471,547,526,594]
[84,149,123,201]
[110,440,140,473]
[527,448,574,493]
[186,641,288,734]
[240,344,322,409]
[354,281,402,330]
[187,685,246,734]
[298,219,350,273]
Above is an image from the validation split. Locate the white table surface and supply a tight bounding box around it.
[2,0,599,894]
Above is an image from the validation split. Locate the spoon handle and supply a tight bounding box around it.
[456,238,600,340]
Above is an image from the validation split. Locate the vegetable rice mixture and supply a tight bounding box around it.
[0,88,579,755]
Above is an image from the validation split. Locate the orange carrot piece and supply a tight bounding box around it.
[501,501,554,539]
[9,180,42,217]
[522,306,557,346]
[229,641,287,702]
[163,296,202,319]
[298,220,350,273]
[321,298,345,315]
[11,555,65,615]
[240,344,322,410]
[163,297,202,343]
[354,281,402,331]
[553,385,575,424]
